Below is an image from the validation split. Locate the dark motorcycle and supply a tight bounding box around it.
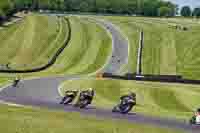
[189,115,200,125]
[60,90,78,105]
[190,115,196,125]
[189,109,200,125]
[12,79,20,87]
[74,91,94,108]
[112,97,136,114]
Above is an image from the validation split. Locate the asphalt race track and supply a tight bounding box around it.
[0,18,198,133]
[0,76,199,133]
[94,18,129,74]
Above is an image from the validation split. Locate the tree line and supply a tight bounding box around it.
[2,0,200,24]
[0,0,178,21]
[181,6,200,18]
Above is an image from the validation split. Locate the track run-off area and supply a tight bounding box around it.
[1,13,200,133]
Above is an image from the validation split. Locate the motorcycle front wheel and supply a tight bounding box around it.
[120,105,133,114]
[63,97,73,105]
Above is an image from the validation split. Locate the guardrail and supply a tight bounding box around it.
[0,17,71,73]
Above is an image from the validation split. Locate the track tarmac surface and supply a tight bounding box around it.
[94,19,129,74]
[0,76,199,133]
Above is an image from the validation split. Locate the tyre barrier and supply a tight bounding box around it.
[102,73,200,85]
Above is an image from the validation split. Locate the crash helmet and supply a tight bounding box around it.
[88,88,93,92]
[15,76,20,80]
[129,92,136,98]
[72,89,79,92]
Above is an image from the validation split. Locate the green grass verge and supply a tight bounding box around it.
[101,16,200,79]
[0,14,63,70]
[35,16,112,75]
[0,15,112,81]
[60,79,200,120]
[0,104,185,133]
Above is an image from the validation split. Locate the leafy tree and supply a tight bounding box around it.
[38,0,49,10]
[181,6,192,17]
[143,0,158,16]
[0,0,177,22]
[79,1,90,12]
[158,6,172,17]
[193,7,200,18]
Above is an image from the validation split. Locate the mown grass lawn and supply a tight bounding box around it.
[101,16,200,79]
[0,14,64,70]
[27,16,112,77]
[48,16,112,75]
[0,14,112,81]
[0,104,185,133]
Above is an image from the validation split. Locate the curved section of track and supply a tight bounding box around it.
[0,76,198,133]
[93,19,129,74]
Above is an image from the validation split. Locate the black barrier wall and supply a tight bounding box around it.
[103,73,200,85]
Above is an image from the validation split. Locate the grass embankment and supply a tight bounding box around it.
[60,79,200,120]
[39,16,112,75]
[0,104,185,133]
[0,15,112,81]
[0,14,66,70]
[102,16,200,79]
[103,16,177,75]
[0,13,70,84]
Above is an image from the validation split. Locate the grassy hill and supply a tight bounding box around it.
[102,16,200,79]
[0,104,185,133]
[44,17,112,75]
[0,14,68,70]
[0,14,112,79]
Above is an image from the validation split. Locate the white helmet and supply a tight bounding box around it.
[72,89,78,92]
[88,88,93,91]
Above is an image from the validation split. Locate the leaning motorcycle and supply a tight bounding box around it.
[60,91,78,105]
[12,79,20,87]
[190,115,196,125]
[189,115,200,125]
[112,98,135,114]
[74,91,93,108]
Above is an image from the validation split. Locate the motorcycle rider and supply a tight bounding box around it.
[13,76,21,87]
[81,88,94,104]
[60,90,79,104]
[190,108,200,125]
[112,92,136,114]
[120,92,136,106]
[194,108,200,124]
[76,88,95,105]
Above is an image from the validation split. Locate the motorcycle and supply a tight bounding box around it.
[60,90,78,105]
[74,91,94,108]
[189,115,200,125]
[190,115,196,125]
[12,79,20,87]
[112,97,135,114]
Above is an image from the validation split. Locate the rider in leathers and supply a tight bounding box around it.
[79,88,94,104]
[120,92,136,106]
